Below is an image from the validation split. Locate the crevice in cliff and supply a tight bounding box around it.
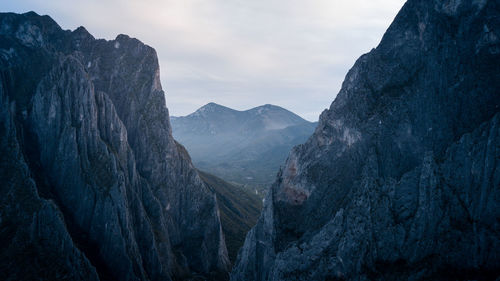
[15,116,119,281]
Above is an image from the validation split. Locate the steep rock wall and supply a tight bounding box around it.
[232,0,500,280]
[0,12,230,281]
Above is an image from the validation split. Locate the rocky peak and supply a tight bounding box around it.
[0,11,70,50]
[232,0,500,280]
[72,26,94,42]
[0,12,230,281]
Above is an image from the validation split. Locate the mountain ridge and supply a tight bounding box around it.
[171,102,317,192]
[176,102,309,119]
[172,102,312,135]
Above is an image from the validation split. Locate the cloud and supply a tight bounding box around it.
[2,0,405,121]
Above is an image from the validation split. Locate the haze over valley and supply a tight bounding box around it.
[171,103,316,195]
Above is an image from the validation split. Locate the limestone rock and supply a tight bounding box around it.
[0,11,230,281]
[232,0,500,280]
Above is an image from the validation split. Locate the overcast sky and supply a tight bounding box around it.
[3,0,405,121]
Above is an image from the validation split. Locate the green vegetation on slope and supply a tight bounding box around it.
[198,170,262,263]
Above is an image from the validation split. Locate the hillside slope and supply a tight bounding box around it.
[198,170,262,263]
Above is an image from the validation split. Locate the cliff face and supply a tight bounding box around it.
[232,0,500,280]
[0,12,230,281]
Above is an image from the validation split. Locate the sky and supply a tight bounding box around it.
[2,0,405,121]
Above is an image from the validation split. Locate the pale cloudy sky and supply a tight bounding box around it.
[3,0,405,121]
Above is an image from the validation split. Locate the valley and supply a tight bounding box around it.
[198,170,262,263]
[1,0,499,280]
[171,103,316,196]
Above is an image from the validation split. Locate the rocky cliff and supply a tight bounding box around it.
[232,0,500,280]
[0,12,230,280]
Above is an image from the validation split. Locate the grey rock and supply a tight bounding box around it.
[0,11,229,281]
[0,76,99,281]
[232,0,500,280]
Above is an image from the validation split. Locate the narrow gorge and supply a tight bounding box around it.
[1,0,499,280]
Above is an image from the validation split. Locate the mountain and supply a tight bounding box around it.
[172,102,308,131]
[0,12,230,280]
[232,1,500,280]
[197,170,262,264]
[171,103,317,193]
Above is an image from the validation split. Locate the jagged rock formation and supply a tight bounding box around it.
[0,12,230,281]
[232,0,500,280]
[198,170,262,263]
[171,103,316,194]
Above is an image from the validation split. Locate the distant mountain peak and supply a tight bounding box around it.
[249,103,286,112]
[260,103,278,108]
[189,102,235,117]
[174,103,310,133]
[170,101,317,191]
[182,103,306,120]
[200,102,226,110]
[252,104,282,112]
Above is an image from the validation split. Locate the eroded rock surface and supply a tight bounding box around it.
[232,0,500,280]
[0,12,230,281]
